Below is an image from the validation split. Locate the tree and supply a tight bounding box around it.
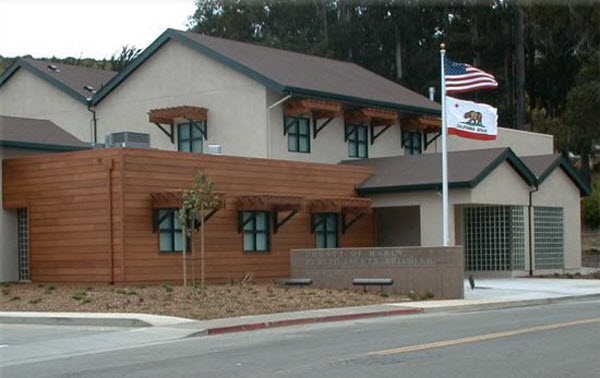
[179,171,223,294]
[108,45,141,72]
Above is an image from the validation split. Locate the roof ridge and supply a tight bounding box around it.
[22,56,116,74]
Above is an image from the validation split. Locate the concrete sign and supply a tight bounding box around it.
[291,246,464,299]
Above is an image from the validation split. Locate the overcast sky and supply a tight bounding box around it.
[0,0,197,59]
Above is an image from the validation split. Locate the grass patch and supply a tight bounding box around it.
[71,291,88,301]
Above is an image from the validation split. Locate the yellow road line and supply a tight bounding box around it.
[369,317,600,356]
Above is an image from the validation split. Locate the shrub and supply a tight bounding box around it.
[72,291,88,301]
[161,283,173,293]
[422,291,435,300]
[29,298,42,304]
[380,292,389,298]
[10,296,20,301]
[408,290,419,300]
[81,298,92,304]
[582,178,600,229]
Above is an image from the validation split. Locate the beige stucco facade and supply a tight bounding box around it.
[0,70,93,142]
[366,160,582,274]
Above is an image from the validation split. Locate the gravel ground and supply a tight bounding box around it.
[0,282,411,320]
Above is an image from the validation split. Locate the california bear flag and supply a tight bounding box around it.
[446,96,498,140]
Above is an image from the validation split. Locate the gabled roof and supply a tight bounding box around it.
[0,115,89,151]
[521,154,591,196]
[92,29,440,116]
[342,148,537,194]
[0,57,116,104]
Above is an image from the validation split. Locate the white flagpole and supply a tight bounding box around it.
[440,43,449,247]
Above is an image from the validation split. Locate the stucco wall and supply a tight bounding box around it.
[368,161,534,247]
[1,147,58,281]
[426,127,554,157]
[95,40,269,157]
[0,69,93,142]
[532,168,582,270]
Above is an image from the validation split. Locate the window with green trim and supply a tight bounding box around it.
[241,211,270,252]
[178,121,206,153]
[403,131,422,155]
[314,213,338,248]
[285,116,310,153]
[346,124,368,158]
[158,209,183,253]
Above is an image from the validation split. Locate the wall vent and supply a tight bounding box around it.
[208,144,222,155]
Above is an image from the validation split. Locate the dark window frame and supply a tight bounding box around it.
[313,213,339,248]
[177,120,206,153]
[242,211,271,252]
[284,116,311,153]
[346,124,368,158]
[157,208,183,253]
[403,131,422,155]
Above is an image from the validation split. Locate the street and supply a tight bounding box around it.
[2,299,599,377]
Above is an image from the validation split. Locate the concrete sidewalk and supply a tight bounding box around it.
[1,278,599,336]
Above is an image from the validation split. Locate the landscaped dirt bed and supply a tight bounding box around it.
[0,282,410,320]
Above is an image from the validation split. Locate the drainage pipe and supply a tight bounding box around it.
[266,94,292,158]
[528,185,539,276]
[87,100,98,144]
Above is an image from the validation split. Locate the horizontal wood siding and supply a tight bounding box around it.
[122,149,374,282]
[3,148,375,283]
[3,149,123,282]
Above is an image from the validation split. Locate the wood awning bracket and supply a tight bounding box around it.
[153,207,221,233]
[345,125,357,141]
[424,130,442,151]
[313,118,334,139]
[187,119,208,140]
[152,208,174,233]
[310,214,324,234]
[154,123,174,144]
[283,118,297,136]
[237,211,252,234]
[342,212,365,234]
[370,125,392,145]
[273,209,299,234]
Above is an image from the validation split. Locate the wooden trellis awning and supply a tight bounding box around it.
[150,191,226,208]
[236,194,304,212]
[307,197,372,214]
[345,108,398,127]
[148,106,208,125]
[283,99,342,119]
[401,115,441,132]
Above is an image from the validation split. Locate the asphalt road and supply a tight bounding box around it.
[2,300,600,377]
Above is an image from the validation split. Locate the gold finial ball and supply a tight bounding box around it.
[440,43,446,49]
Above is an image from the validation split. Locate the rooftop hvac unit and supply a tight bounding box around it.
[208,144,223,155]
[105,132,150,148]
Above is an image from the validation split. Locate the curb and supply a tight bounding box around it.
[0,316,152,328]
[417,293,600,313]
[203,308,423,336]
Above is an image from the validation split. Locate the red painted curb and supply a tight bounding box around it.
[207,308,423,335]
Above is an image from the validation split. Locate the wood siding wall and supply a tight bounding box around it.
[3,148,375,283]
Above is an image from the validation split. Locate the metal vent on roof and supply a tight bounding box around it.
[47,64,60,72]
[105,132,150,148]
[83,85,95,92]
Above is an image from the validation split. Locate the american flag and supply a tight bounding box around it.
[444,57,498,93]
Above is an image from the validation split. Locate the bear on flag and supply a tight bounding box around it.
[445,96,498,140]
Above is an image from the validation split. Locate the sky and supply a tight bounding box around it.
[0,0,197,59]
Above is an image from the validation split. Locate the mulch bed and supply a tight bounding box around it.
[0,282,411,320]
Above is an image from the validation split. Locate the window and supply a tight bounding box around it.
[403,131,422,155]
[241,211,270,252]
[285,116,310,153]
[346,124,368,158]
[178,121,206,153]
[158,209,183,253]
[314,213,338,248]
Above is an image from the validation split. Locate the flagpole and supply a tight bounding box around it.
[440,43,449,247]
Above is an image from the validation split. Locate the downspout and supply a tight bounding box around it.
[528,185,539,276]
[266,93,292,158]
[87,99,98,145]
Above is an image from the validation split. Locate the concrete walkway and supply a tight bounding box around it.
[1,278,599,336]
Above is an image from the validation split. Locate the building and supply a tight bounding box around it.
[0,29,590,283]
